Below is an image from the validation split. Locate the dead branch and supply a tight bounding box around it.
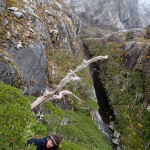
[52,90,84,102]
[31,55,108,110]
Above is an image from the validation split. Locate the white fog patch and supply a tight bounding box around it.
[138,0,150,25]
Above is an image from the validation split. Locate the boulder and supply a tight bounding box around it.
[0,0,5,12]
[0,57,15,85]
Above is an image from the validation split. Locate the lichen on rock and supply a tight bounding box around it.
[0,0,82,96]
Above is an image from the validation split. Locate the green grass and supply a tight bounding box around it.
[43,102,112,150]
[0,82,112,150]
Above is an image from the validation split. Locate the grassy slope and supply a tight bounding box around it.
[0,82,112,149]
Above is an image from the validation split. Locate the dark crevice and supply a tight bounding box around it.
[92,64,115,124]
[83,44,115,124]
[83,45,117,149]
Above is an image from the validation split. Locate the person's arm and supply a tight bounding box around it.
[27,137,47,146]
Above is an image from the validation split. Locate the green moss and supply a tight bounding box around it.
[142,110,150,144]
[0,82,47,149]
[61,140,84,150]
[87,99,99,111]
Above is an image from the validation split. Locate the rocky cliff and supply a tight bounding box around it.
[0,0,82,97]
[64,0,150,37]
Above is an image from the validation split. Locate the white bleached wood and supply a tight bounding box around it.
[31,55,108,110]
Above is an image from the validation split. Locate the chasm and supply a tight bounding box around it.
[83,45,117,149]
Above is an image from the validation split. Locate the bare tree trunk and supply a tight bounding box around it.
[31,55,108,110]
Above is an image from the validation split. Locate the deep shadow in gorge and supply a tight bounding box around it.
[83,44,119,150]
[93,65,115,124]
[83,45,115,124]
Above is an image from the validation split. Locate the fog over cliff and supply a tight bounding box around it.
[64,0,150,37]
[139,0,150,25]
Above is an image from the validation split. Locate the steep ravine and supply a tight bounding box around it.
[83,46,119,150]
[83,27,150,149]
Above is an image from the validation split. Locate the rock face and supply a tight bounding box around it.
[139,0,150,26]
[64,0,150,37]
[0,0,81,96]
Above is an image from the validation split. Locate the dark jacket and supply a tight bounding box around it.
[27,136,59,150]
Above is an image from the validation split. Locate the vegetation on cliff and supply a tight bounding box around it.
[83,30,150,149]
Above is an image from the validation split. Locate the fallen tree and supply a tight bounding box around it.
[31,55,108,110]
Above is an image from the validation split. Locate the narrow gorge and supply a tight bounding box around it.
[83,46,118,149]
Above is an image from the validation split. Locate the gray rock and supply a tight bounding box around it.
[64,0,149,31]
[113,131,121,139]
[60,118,70,125]
[3,18,9,26]
[143,43,150,49]
[7,6,24,19]
[45,9,52,16]
[13,11,24,18]
[0,0,81,98]
[0,58,15,85]
[108,124,114,130]
[117,146,121,150]
[5,32,11,39]
[127,28,144,40]
[124,42,145,69]
[8,7,19,12]
[112,138,119,145]
[0,0,6,13]
[24,6,35,16]
[60,23,67,35]
[6,42,48,96]
[12,38,18,45]
[123,41,135,51]
[102,34,112,42]
[16,41,23,49]
[139,0,150,26]
[11,22,18,36]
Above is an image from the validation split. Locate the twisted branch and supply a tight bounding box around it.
[31,55,108,110]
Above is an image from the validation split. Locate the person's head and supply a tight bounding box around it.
[47,134,62,148]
